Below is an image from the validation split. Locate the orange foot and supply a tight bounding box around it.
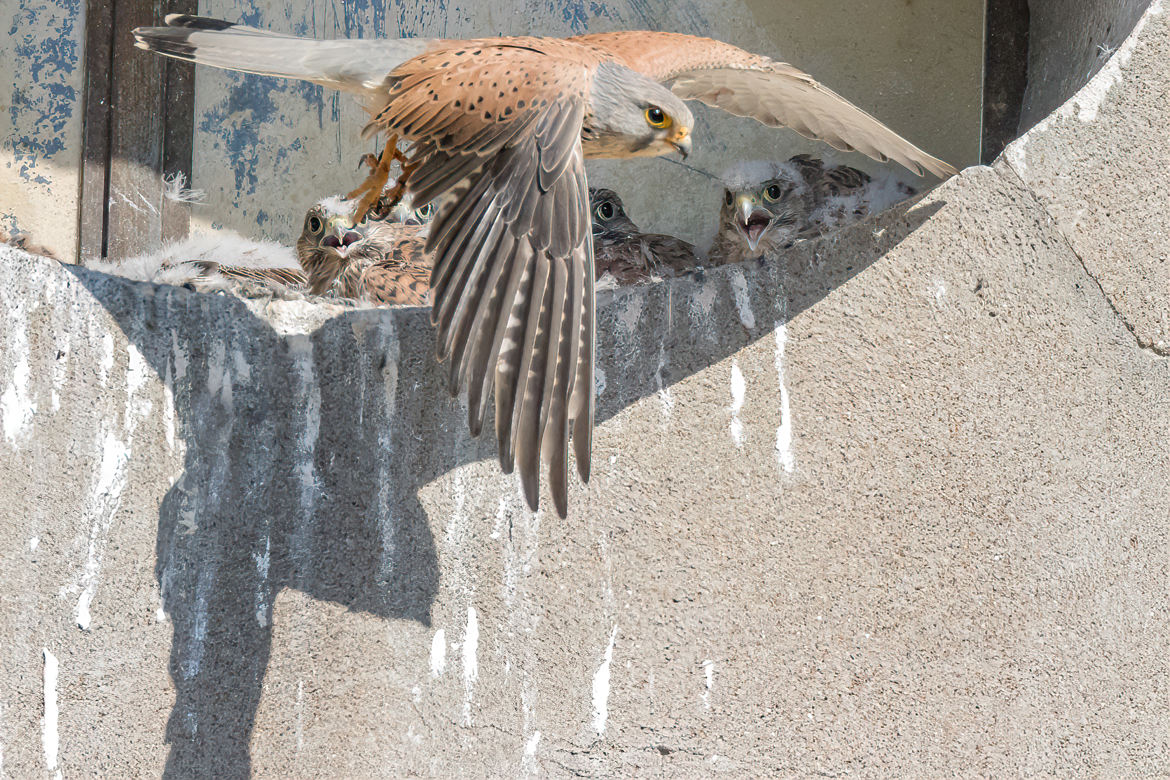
[347,134,413,223]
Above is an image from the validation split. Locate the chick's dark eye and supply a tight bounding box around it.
[724,190,733,206]
[416,203,434,220]
[308,216,322,233]
[596,202,614,221]
[764,184,783,201]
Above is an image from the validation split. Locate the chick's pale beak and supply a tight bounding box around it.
[733,195,771,253]
[321,216,362,255]
[669,126,692,159]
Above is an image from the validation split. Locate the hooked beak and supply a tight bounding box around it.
[668,126,692,159]
[733,195,771,252]
[321,216,363,257]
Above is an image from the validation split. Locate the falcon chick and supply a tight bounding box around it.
[134,15,956,517]
[590,188,699,285]
[708,155,917,265]
[296,194,433,305]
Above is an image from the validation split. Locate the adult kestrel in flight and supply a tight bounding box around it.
[134,15,957,517]
[590,188,699,284]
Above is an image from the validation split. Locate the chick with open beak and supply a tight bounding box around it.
[296,195,380,295]
[708,161,812,266]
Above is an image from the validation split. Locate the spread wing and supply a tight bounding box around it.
[372,43,595,517]
[575,32,958,178]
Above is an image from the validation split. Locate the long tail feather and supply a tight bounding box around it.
[132,14,434,96]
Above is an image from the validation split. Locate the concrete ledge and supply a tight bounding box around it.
[2,2,1168,777]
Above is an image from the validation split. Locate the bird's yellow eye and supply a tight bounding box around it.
[594,202,615,221]
[308,215,323,233]
[763,183,784,202]
[644,106,671,129]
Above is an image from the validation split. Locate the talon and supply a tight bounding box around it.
[347,133,402,223]
[357,152,381,172]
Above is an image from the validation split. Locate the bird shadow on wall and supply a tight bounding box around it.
[64,268,462,777]
[64,193,939,778]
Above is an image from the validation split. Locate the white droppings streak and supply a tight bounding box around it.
[42,648,60,779]
[0,300,35,445]
[289,339,321,568]
[689,279,719,338]
[253,533,271,627]
[124,344,153,432]
[294,679,305,753]
[728,361,746,448]
[702,659,715,710]
[594,365,606,398]
[774,324,796,474]
[430,629,447,677]
[171,330,189,382]
[77,433,131,630]
[206,341,233,415]
[591,626,618,736]
[522,729,541,775]
[29,536,39,551]
[462,607,479,726]
[728,268,756,330]
[125,343,149,397]
[932,279,947,302]
[183,565,215,679]
[162,361,176,451]
[655,342,673,418]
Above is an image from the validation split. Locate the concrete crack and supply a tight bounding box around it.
[998,161,1168,358]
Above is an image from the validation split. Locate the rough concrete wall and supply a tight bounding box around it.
[1006,0,1168,356]
[2,2,1169,778]
[1019,0,1151,132]
[0,0,85,260]
[189,0,983,249]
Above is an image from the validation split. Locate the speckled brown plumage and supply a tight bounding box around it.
[134,14,958,517]
[589,188,698,284]
[295,195,432,306]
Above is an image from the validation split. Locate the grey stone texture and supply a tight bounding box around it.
[1,2,1168,778]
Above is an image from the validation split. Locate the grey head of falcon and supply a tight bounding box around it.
[134,15,957,517]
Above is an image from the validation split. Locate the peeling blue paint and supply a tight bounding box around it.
[560,0,591,32]
[3,0,82,185]
[198,73,321,199]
